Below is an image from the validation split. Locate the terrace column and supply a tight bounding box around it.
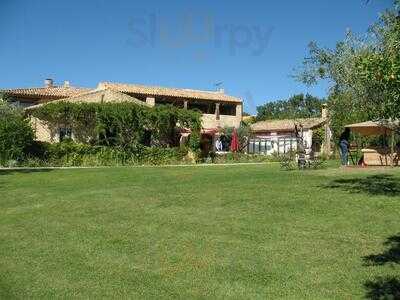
[236,104,242,117]
[183,100,188,110]
[146,97,155,107]
[215,103,220,120]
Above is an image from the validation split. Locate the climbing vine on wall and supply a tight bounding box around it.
[29,102,202,148]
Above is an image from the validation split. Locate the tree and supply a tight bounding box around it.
[256,93,325,121]
[326,91,369,141]
[297,1,400,132]
[0,98,34,165]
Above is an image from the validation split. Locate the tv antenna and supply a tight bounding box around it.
[214,82,223,91]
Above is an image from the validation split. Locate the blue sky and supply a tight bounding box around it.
[0,0,393,113]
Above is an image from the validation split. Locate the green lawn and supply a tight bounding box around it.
[1,164,399,299]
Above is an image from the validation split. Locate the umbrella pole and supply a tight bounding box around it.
[391,130,395,167]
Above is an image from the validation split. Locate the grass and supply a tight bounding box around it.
[0,163,399,299]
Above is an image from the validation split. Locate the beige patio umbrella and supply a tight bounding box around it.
[345,121,395,136]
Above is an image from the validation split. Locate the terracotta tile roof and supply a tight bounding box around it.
[251,117,325,132]
[25,88,151,110]
[1,86,91,99]
[98,82,242,103]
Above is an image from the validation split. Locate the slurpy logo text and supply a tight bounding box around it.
[127,12,274,57]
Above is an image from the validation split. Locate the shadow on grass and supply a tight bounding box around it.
[363,234,400,299]
[364,277,400,300]
[0,168,53,176]
[323,174,400,197]
[364,235,400,266]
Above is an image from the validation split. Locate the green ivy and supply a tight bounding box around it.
[312,127,325,143]
[29,102,202,148]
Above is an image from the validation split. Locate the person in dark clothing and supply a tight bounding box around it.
[339,128,351,166]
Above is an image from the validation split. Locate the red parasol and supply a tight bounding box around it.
[230,128,240,152]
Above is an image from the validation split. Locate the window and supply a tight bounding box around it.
[59,128,72,141]
[220,103,236,116]
[128,94,147,103]
[248,139,273,154]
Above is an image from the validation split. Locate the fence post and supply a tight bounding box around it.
[284,138,287,154]
[269,139,272,154]
[277,138,280,155]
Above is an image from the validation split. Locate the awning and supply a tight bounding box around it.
[345,120,398,136]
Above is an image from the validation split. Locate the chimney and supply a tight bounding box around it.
[63,81,70,88]
[44,78,54,88]
[322,103,328,120]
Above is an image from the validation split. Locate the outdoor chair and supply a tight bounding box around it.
[286,149,325,170]
[307,151,324,169]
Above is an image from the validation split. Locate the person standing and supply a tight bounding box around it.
[339,128,351,166]
[215,138,223,152]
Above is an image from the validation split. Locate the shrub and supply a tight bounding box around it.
[0,100,34,165]
[25,101,204,166]
[23,141,189,167]
[25,141,51,160]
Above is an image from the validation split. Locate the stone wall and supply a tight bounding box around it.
[30,117,54,143]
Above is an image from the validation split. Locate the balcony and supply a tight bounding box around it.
[201,113,241,129]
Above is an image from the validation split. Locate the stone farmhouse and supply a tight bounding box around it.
[2,79,243,149]
[2,79,331,156]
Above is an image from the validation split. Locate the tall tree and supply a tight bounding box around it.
[297,1,400,132]
[256,93,325,121]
